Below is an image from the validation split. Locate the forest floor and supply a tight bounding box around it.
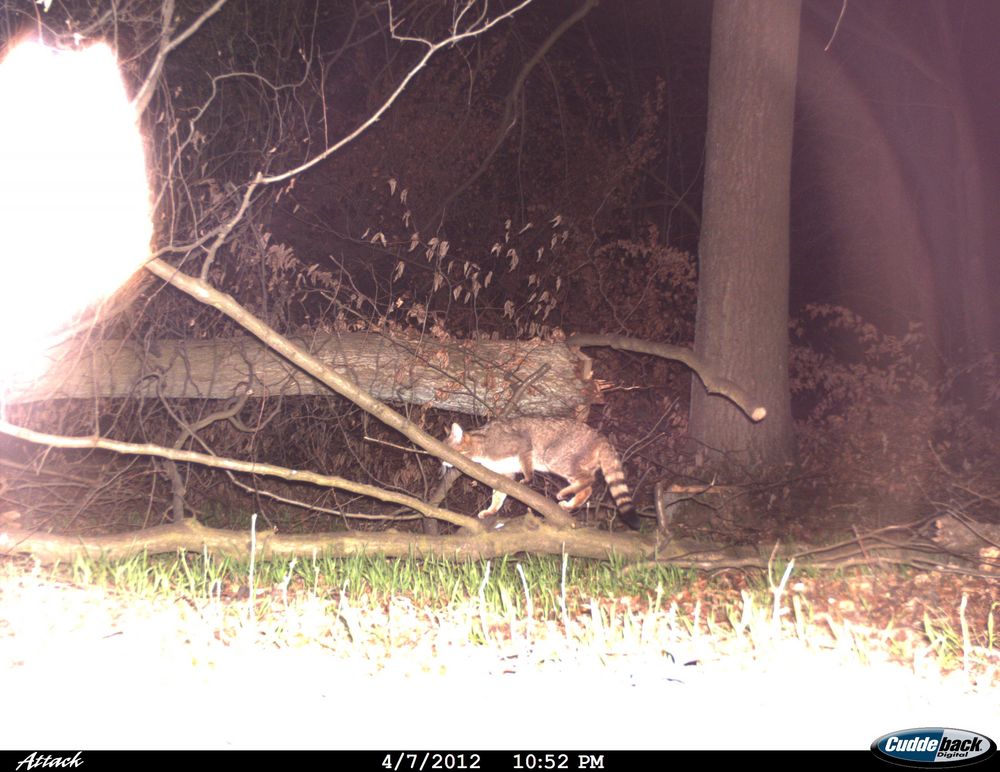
[0,558,997,750]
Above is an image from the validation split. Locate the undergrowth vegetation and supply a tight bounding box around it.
[789,304,1000,534]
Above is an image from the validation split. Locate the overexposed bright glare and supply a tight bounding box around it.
[0,40,151,387]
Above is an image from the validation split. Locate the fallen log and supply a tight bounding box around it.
[0,515,651,563]
[3,332,599,418]
[3,515,993,575]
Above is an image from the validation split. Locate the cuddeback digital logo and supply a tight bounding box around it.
[871,728,997,767]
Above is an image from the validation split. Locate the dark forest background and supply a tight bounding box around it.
[1,0,998,544]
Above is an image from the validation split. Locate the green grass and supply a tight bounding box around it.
[54,548,694,618]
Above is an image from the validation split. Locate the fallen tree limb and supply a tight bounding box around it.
[931,513,1000,554]
[568,333,767,421]
[3,516,993,576]
[3,332,598,418]
[651,520,999,576]
[0,515,649,564]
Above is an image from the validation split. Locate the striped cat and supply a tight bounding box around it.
[445,417,641,529]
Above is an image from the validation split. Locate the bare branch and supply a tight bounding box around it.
[132,0,229,116]
[0,513,649,564]
[260,0,535,186]
[568,333,768,422]
[0,417,477,531]
[437,0,597,221]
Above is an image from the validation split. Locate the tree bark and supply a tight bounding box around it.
[3,332,599,418]
[689,0,799,467]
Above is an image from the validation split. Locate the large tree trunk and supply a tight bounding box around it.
[3,332,599,418]
[689,0,799,468]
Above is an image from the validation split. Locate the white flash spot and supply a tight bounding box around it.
[0,40,152,386]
